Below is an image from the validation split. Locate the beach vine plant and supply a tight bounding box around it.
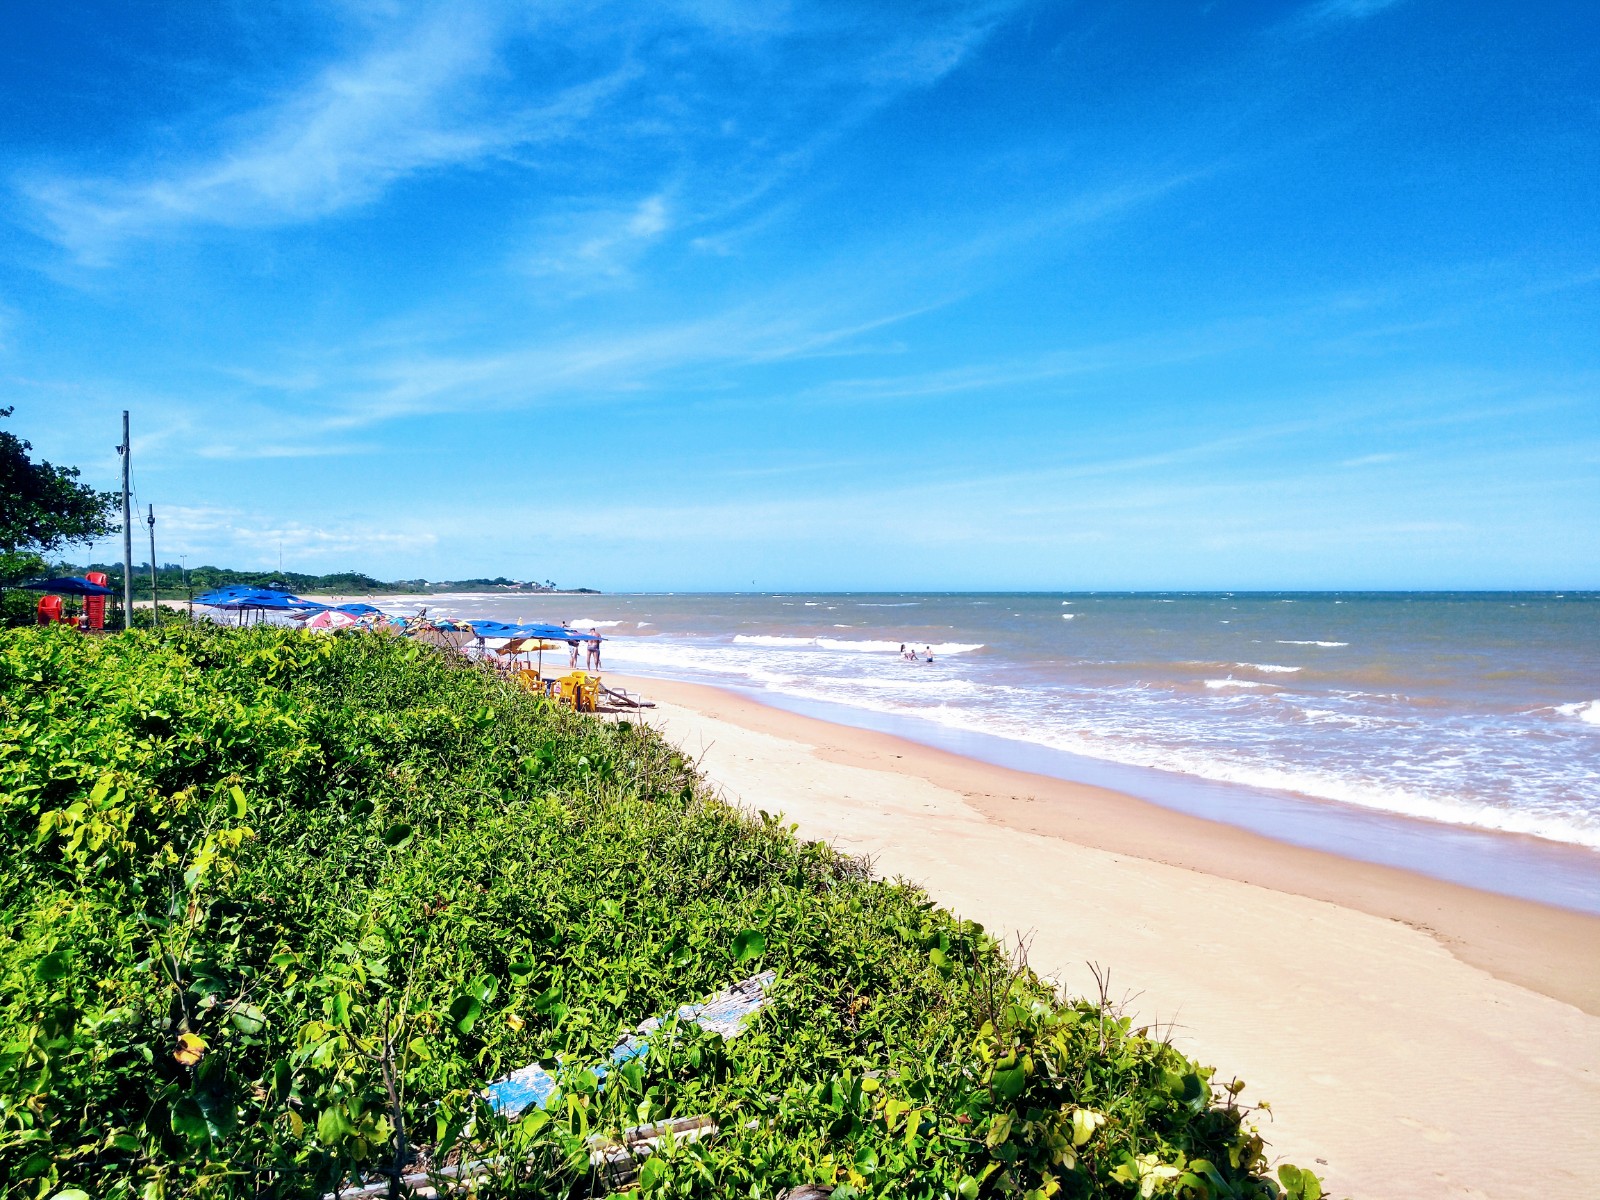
[0,622,1321,1199]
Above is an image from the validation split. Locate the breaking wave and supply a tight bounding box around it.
[732,635,984,655]
[1554,700,1600,727]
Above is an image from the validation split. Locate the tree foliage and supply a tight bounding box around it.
[0,623,1317,1199]
[0,408,117,586]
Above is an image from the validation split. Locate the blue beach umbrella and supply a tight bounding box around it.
[195,587,325,610]
[194,586,327,625]
[20,576,115,596]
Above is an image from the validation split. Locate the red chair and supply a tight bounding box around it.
[85,572,108,629]
[36,595,63,625]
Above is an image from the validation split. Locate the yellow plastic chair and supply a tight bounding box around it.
[556,671,601,712]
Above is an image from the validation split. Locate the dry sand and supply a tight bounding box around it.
[609,673,1600,1200]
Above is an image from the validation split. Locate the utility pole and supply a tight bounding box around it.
[147,505,158,625]
[118,411,133,630]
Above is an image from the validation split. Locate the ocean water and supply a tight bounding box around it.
[373,591,1600,909]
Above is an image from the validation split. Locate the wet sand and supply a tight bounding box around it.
[611,672,1600,1200]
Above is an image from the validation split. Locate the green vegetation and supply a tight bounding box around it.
[0,623,1316,1199]
[0,408,118,626]
[61,565,590,601]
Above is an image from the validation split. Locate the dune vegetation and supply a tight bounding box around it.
[0,623,1318,1199]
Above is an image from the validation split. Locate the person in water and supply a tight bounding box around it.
[924,645,935,663]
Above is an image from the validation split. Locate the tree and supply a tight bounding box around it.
[0,407,118,586]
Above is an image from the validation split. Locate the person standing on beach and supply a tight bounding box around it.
[569,637,580,668]
[587,632,602,670]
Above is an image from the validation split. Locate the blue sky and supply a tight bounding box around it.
[4,0,1596,589]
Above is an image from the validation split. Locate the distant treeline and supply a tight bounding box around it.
[58,563,596,598]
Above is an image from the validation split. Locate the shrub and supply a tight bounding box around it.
[0,624,1314,1199]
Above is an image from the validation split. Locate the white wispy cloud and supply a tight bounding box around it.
[522,193,675,286]
[21,9,625,261]
[158,504,437,563]
[315,299,936,431]
[1297,0,1407,28]
[21,2,1021,264]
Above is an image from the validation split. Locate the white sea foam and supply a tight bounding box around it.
[732,634,984,654]
[594,628,1600,853]
[569,618,623,628]
[1235,662,1300,673]
[650,665,1600,849]
[1554,700,1600,727]
[1061,613,1076,620]
[1277,640,1349,647]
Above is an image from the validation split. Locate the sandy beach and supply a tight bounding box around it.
[610,673,1600,1200]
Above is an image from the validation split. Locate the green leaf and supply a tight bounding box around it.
[172,1096,211,1143]
[732,928,766,963]
[991,1065,1027,1100]
[197,1089,238,1140]
[449,994,483,1033]
[985,1110,1014,1149]
[316,1105,351,1146]
[509,958,535,982]
[229,785,248,818]
[1071,1108,1106,1147]
[272,1058,293,1101]
[382,822,413,848]
[230,1003,267,1034]
[637,1155,668,1191]
[1279,1164,1323,1200]
[51,1191,90,1200]
[35,951,69,981]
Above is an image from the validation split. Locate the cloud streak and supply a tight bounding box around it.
[20,2,1021,264]
[25,11,521,258]
[1296,0,1407,30]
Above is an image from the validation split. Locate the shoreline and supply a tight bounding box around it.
[611,671,1600,1198]
[725,683,1600,914]
[610,673,1600,1014]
